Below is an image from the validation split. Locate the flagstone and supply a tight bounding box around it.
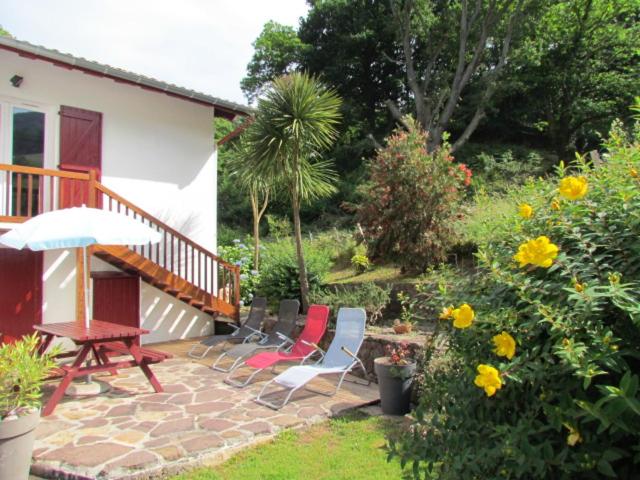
[103,450,158,472]
[170,393,194,404]
[34,420,73,439]
[40,442,133,467]
[114,430,147,444]
[240,421,272,435]
[77,435,108,445]
[185,401,235,414]
[150,418,194,437]
[152,445,183,461]
[199,418,236,432]
[106,404,137,417]
[181,434,225,453]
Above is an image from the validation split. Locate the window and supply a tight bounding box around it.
[0,99,52,217]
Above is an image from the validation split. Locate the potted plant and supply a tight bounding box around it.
[0,333,59,480]
[374,342,416,415]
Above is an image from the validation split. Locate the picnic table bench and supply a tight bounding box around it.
[35,320,170,416]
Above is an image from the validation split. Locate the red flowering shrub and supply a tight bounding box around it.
[356,118,470,272]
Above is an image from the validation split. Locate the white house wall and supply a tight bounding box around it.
[0,48,217,250]
[0,48,219,342]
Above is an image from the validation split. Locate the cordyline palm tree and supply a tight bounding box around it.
[245,72,342,311]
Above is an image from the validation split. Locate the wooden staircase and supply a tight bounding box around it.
[0,164,241,323]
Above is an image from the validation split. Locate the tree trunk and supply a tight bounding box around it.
[250,188,269,271]
[291,187,309,312]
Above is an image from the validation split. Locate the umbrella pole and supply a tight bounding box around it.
[83,246,91,329]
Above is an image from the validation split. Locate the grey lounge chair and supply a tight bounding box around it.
[255,307,368,410]
[187,297,267,359]
[211,299,299,372]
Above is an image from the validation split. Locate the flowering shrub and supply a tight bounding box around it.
[356,118,470,273]
[386,342,413,366]
[218,239,260,304]
[391,115,640,478]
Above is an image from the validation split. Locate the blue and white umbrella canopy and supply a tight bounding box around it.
[0,206,162,327]
[0,206,161,250]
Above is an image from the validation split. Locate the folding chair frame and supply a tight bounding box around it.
[254,352,370,410]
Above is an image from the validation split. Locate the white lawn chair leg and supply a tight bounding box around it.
[255,378,302,410]
[211,352,245,373]
[225,367,263,388]
[343,358,371,386]
[188,342,214,359]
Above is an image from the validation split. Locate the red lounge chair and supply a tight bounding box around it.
[224,304,329,388]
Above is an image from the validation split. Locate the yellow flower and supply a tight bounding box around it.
[574,282,585,293]
[631,168,639,178]
[559,176,588,200]
[551,199,561,211]
[474,364,502,397]
[492,332,516,360]
[518,203,533,219]
[513,236,559,268]
[564,424,582,446]
[452,303,474,329]
[439,305,454,320]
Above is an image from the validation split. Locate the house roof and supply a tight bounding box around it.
[0,36,251,120]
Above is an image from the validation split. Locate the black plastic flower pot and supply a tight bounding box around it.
[0,408,40,480]
[374,357,416,415]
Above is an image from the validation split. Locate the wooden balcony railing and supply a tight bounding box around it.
[0,164,240,311]
[0,164,91,222]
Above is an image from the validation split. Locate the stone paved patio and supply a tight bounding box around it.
[31,339,379,480]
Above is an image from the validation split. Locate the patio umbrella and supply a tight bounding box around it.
[0,206,161,328]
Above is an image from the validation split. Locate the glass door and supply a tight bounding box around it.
[11,106,46,216]
[0,100,50,218]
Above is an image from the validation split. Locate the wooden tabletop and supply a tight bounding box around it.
[35,320,149,342]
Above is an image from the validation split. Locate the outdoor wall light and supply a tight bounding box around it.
[10,75,23,87]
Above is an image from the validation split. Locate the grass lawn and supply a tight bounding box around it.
[173,412,408,480]
[326,264,423,285]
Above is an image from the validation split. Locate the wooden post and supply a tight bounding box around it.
[88,169,97,208]
[76,248,85,324]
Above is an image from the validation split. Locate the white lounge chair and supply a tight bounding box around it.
[255,307,368,410]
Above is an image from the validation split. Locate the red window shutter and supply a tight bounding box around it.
[59,106,103,208]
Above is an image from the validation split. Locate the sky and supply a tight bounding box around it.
[0,0,310,106]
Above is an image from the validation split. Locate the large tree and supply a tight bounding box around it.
[388,0,530,152]
[244,73,342,311]
[240,21,308,104]
[497,0,640,158]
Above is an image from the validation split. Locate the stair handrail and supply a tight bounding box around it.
[93,182,238,271]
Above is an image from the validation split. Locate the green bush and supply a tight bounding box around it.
[311,282,391,325]
[257,239,333,305]
[356,118,470,273]
[391,117,640,478]
[351,254,371,274]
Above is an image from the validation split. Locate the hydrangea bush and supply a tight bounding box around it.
[392,115,640,478]
[218,239,260,304]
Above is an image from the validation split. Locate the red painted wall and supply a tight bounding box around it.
[0,249,43,343]
[92,272,140,346]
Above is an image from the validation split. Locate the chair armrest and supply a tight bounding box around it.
[301,340,324,354]
[228,323,241,335]
[341,346,360,360]
[276,332,294,344]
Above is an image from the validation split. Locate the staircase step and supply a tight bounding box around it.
[177,293,192,301]
[190,299,205,308]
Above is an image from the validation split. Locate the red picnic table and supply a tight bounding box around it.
[35,320,170,416]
